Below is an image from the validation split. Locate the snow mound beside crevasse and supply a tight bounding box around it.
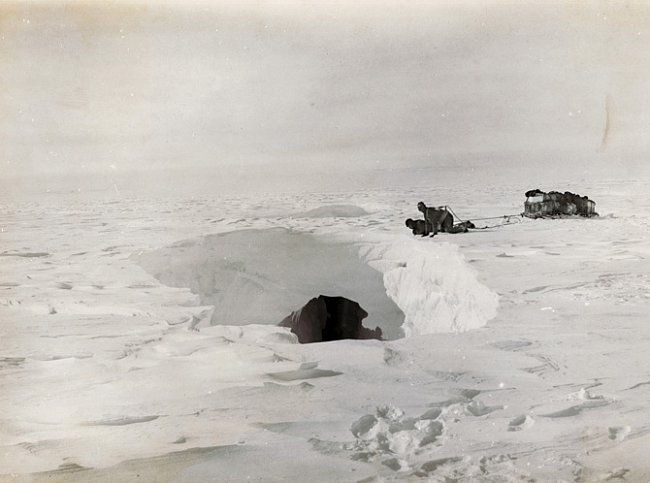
[360,236,499,336]
[294,204,370,218]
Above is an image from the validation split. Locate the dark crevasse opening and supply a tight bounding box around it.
[135,227,405,340]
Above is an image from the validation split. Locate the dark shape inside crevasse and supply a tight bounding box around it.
[279,295,382,343]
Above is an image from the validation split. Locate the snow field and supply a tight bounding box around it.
[2,179,650,481]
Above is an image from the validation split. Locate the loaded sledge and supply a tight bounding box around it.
[523,189,598,219]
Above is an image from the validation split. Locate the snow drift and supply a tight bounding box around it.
[293,204,370,218]
[359,236,499,336]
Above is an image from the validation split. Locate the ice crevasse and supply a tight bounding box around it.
[359,236,499,337]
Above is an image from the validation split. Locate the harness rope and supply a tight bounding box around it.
[445,205,525,230]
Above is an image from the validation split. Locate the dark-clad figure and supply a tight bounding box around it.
[405,218,429,236]
[417,201,453,236]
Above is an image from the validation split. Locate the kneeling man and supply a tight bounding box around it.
[417,201,453,236]
[405,218,429,236]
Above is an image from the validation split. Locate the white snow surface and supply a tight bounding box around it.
[292,204,371,218]
[358,236,499,336]
[2,179,650,482]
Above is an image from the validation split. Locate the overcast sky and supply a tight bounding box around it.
[2,0,650,191]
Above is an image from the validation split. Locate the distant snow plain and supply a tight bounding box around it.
[1,177,650,482]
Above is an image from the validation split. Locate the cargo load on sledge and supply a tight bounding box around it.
[523,189,597,219]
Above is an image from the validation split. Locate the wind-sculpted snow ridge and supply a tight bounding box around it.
[293,204,370,218]
[359,236,499,336]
